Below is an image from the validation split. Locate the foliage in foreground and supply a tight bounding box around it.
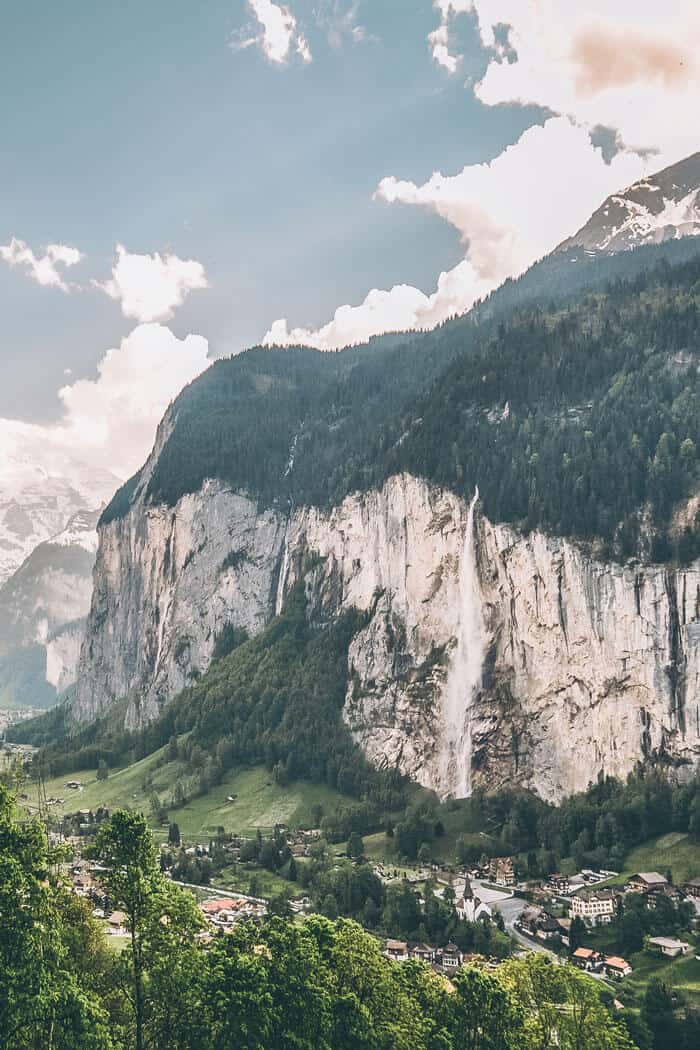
[0,783,661,1050]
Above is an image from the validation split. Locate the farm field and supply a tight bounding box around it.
[163,767,349,840]
[24,746,180,816]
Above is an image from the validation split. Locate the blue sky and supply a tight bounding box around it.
[0,0,536,422]
[0,1,697,482]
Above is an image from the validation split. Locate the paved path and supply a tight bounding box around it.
[471,880,561,960]
[171,878,266,905]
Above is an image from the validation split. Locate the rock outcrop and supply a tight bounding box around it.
[74,473,700,802]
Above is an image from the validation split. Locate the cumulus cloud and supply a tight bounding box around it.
[266,2,700,350]
[470,1,700,164]
[235,0,311,64]
[94,244,208,323]
[264,284,432,350]
[0,237,83,291]
[265,117,644,349]
[1,324,210,484]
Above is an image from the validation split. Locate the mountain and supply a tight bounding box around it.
[558,150,700,255]
[0,509,100,708]
[17,153,700,802]
[51,247,700,804]
[0,422,119,585]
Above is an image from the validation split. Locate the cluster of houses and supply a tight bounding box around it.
[572,948,632,979]
[539,870,700,929]
[518,906,570,943]
[65,858,132,937]
[222,826,321,862]
[517,909,636,979]
[572,936,691,976]
[384,940,485,972]
[545,869,700,919]
[198,896,267,931]
[547,868,618,896]
[516,868,700,982]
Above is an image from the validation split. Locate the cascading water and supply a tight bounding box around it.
[439,488,486,798]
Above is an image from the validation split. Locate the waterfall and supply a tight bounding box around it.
[439,489,486,798]
[275,534,290,616]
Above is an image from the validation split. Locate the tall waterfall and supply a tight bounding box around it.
[439,489,486,798]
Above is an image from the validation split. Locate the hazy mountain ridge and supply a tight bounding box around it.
[0,434,118,585]
[0,508,101,707]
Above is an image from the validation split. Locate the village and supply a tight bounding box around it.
[53,799,700,992]
[513,867,700,980]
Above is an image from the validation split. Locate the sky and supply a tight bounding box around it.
[1,0,699,487]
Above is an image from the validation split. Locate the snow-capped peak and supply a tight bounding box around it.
[47,508,102,554]
[0,422,120,584]
[557,150,700,255]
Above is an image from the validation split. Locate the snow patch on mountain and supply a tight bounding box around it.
[0,426,119,584]
[558,151,700,256]
[49,510,100,554]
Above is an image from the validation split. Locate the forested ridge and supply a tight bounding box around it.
[103,247,700,562]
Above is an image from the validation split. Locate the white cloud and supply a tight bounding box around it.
[95,244,208,323]
[0,237,83,291]
[56,324,210,477]
[267,2,700,350]
[428,1,473,72]
[0,324,210,484]
[238,0,312,65]
[265,117,644,349]
[264,285,432,350]
[469,1,700,167]
[315,2,368,50]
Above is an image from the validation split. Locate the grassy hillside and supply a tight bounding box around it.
[612,832,700,886]
[621,941,700,1008]
[24,746,176,814]
[161,766,350,840]
[25,756,352,840]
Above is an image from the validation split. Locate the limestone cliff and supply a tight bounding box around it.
[74,473,700,802]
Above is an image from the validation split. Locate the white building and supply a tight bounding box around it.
[647,937,690,958]
[456,882,492,923]
[570,888,617,926]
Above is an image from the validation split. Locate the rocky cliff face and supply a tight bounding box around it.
[75,478,286,728]
[75,473,700,802]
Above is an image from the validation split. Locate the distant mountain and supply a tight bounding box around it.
[0,426,119,585]
[558,151,700,255]
[0,508,100,708]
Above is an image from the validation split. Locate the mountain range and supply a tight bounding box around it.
[7,151,700,803]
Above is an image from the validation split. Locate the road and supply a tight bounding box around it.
[471,880,560,960]
[475,881,616,985]
[170,878,266,905]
